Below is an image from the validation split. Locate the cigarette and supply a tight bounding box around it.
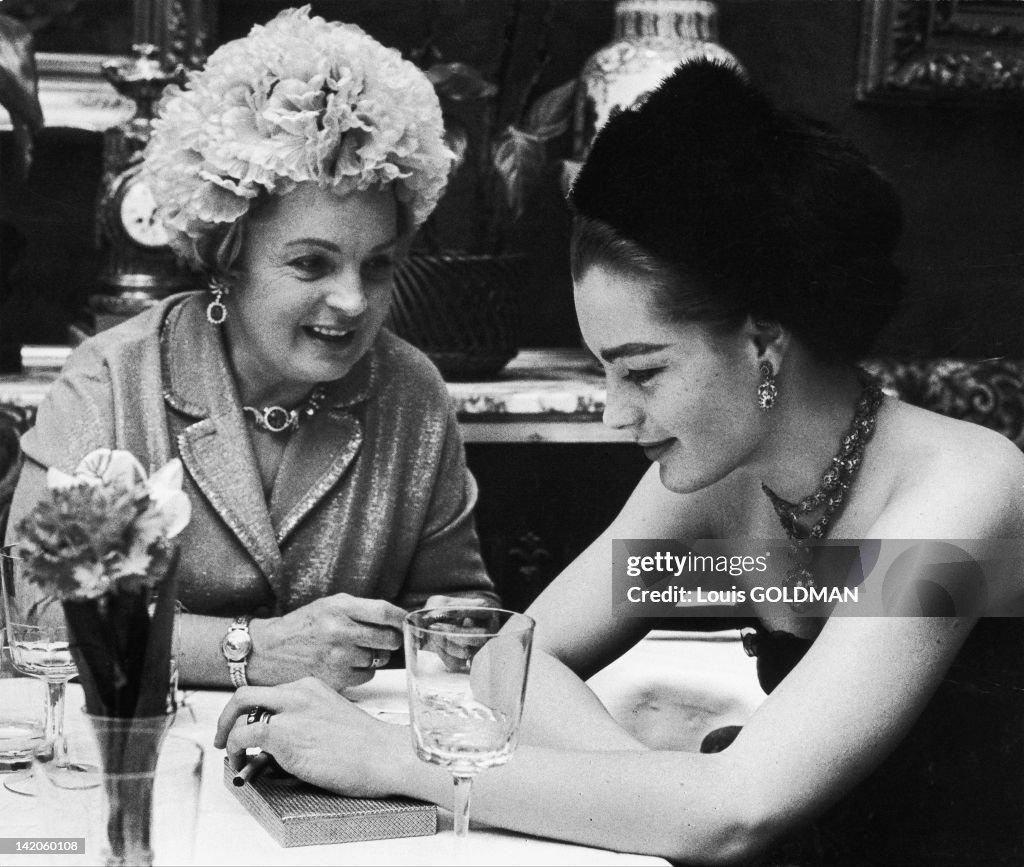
[232,752,274,787]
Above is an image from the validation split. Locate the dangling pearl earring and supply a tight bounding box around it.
[757,360,778,411]
[206,276,229,325]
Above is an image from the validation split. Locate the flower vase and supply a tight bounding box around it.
[572,0,742,163]
[87,714,173,867]
[33,715,204,867]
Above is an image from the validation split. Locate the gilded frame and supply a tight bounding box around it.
[0,0,211,132]
[26,52,133,132]
[857,0,1024,103]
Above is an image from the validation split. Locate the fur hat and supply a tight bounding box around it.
[569,59,904,361]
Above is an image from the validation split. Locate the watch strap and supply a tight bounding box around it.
[223,616,252,688]
[228,660,248,689]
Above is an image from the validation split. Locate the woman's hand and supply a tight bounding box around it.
[248,593,405,690]
[422,593,491,609]
[214,677,408,797]
[418,595,500,671]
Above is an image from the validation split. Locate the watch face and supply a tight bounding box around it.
[119,179,171,248]
[222,629,253,662]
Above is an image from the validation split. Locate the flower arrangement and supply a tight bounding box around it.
[16,448,190,718]
[16,448,191,867]
[139,4,455,270]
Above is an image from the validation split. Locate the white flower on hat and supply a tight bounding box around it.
[140,5,454,268]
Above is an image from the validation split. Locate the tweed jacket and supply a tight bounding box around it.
[10,293,496,617]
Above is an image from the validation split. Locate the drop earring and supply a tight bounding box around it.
[757,360,778,411]
[206,276,229,325]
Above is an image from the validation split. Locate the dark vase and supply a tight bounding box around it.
[389,253,524,380]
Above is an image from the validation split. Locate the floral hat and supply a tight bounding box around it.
[140,5,454,269]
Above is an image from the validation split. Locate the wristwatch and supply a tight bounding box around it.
[221,617,253,688]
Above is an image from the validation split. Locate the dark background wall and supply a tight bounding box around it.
[2,0,1023,365]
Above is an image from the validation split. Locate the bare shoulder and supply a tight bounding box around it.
[874,399,1024,536]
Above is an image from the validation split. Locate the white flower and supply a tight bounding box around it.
[48,449,191,542]
[46,449,145,491]
[112,539,154,579]
[71,562,113,599]
[144,459,191,540]
[138,5,454,270]
[20,450,192,601]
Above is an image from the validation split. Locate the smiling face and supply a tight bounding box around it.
[224,182,401,405]
[575,263,769,494]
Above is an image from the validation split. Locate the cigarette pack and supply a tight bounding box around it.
[223,758,437,847]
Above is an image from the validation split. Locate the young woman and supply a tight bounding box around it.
[214,60,1024,864]
[6,8,497,690]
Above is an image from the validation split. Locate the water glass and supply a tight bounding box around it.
[0,647,46,773]
[404,606,534,841]
[1,548,81,794]
[33,722,205,866]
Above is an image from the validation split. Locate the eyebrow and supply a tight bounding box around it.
[599,342,673,364]
[284,236,398,254]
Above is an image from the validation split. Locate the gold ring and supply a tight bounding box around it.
[369,652,386,670]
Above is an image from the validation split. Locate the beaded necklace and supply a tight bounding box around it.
[761,372,884,610]
[243,385,327,434]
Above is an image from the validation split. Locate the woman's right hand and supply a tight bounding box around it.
[215,678,412,798]
[247,593,406,690]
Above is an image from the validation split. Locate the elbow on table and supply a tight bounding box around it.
[660,791,785,865]
[663,822,771,866]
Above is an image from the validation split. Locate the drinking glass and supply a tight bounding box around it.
[403,606,534,841]
[0,547,83,795]
[33,722,205,867]
[0,645,46,773]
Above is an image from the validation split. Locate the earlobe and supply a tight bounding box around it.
[748,316,787,361]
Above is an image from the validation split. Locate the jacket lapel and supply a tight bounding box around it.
[269,349,378,544]
[162,297,284,585]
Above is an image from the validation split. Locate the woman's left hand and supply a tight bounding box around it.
[214,677,407,798]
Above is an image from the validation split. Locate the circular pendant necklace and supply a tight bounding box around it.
[243,385,327,434]
[761,371,884,611]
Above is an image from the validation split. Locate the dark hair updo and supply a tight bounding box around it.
[568,59,905,364]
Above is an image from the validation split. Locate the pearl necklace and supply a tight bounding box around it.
[761,372,884,610]
[242,386,327,434]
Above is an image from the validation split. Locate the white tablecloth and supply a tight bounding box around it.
[2,667,680,867]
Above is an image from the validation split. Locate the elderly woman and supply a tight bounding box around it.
[216,61,1024,865]
[6,8,497,690]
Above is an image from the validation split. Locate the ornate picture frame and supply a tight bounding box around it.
[857,0,1024,102]
[25,53,133,132]
[0,0,211,132]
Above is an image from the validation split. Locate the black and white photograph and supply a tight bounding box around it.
[0,2,1022,865]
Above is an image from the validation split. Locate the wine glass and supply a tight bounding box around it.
[0,547,83,795]
[403,606,534,843]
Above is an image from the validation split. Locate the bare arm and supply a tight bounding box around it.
[512,466,703,746]
[527,464,701,674]
[216,588,976,862]
[215,446,1024,862]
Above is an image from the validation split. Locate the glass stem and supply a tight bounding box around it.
[451,773,474,838]
[45,679,68,768]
